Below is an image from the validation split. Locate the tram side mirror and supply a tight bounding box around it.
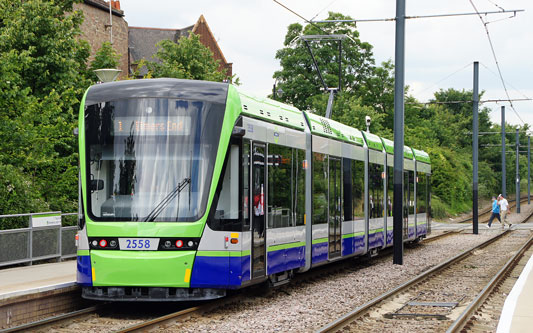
[90,179,104,191]
[232,126,246,138]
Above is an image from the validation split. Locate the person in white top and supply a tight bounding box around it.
[498,194,511,229]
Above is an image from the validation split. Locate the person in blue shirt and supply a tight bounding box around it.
[486,196,501,228]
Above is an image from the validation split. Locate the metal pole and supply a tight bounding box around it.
[516,128,520,213]
[109,1,113,44]
[325,89,336,119]
[304,40,328,91]
[528,136,531,205]
[273,83,276,100]
[502,106,506,197]
[28,215,33,266]
[338,40,342,91]
[393,0,405,265]
[472,62,479,235]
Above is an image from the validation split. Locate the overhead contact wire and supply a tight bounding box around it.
[469,0,526,125]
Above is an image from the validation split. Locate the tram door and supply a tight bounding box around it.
[403,171,410,238]
[329,157,342,258]
[251,143,266,278]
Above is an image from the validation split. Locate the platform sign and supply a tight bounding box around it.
[31,213,61,228]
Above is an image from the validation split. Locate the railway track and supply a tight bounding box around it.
[317,212,533,333]
[0,225,470,333]
[447,214,533,333]
[3,215,527,332]
[422,228,466,243]
[0,291,246,333]
[0,305,103,333]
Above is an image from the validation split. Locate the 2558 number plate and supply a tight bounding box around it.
[118,238,159,250]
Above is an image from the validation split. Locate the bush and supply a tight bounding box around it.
[0,163,49,229]
[431,196,448,220]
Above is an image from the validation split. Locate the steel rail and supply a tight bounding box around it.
[422,228,467,243]
[115,294,244,333]
[116,306,202,332]
[446,231,533,333]
[0,305,104,333]
[316,229,515,332]
[317,210,533,332]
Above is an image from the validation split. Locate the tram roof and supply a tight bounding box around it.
[411,148,431,163]
[84,78,229,105]
[362,132,384,151]
[381,137,429,162]
[304,112,364,146]
[235,87,429,163]
[238,92,306,131]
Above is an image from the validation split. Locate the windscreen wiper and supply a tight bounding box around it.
[143,177,191,222]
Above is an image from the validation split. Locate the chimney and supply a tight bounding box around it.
[111,0,121,10]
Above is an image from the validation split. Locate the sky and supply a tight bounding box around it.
[120,0,532,129]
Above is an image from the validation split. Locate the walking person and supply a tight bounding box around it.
[486,196,501,228]
[498,194,511,229]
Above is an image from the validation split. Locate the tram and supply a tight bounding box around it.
[76,78,431,301]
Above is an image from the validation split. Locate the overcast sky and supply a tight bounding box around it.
[120,0,532,129]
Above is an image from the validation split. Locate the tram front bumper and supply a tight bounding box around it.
[90,250,195,287]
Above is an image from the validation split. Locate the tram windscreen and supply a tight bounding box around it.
[85,98,225,222]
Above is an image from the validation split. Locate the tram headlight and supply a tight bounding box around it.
[109,240,117,248]
[187,241,194,247]
[175,240,183,248]
[164,240,172,248]
[99,239,107,248]
[92,240,98,247]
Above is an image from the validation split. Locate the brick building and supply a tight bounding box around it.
[75,2,232,79]
[74,0,129,79]
[129,15,233,78]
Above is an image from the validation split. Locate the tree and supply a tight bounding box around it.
[273,12,376,112]
[146,33,229,82]
[272,14,533,218]
[89,41,121,81]
[0,0,90,214]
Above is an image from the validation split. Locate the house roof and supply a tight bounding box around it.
[128,26,190,64]
[128,15,230,69]
[84,0,124,17]
[191,15,228,65]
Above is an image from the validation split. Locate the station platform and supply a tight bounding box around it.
[0,260,76,300]
[497,252,533,333]
[0,260,80,328]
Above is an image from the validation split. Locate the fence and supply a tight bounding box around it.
[0,212,78,267]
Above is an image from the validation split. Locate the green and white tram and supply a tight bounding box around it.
[76,78,431,301]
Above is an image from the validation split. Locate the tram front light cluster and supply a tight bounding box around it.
[89,237,119,250]
[159,238,200,251]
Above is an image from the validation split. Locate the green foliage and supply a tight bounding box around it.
[146,33,228,82]
[274,15,531,218]
[274,12,376,112]
[0,163,49,214]
[0,0,90,217]
[89,41,121,81]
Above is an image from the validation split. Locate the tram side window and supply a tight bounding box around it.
[427,175,432,221]
[352,159,365,220]
[313,153,328,225]
[368,163,384,219]
[209,144,240,231]
[387,166,393,217]
[294,149,306,226]
[416,172,426,214]
[242,141,251,230]
[408,171,415,215]
[268,144,293,228]
[343,159,352,221]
